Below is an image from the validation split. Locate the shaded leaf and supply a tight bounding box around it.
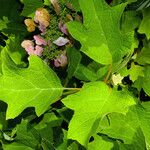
[67,47,82,79]
[21,0,44,18]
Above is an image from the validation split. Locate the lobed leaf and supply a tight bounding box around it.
[62,81,135,146]
[0,50,63,119]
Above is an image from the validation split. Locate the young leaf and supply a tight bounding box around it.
[119,63,144,82]
[62,82,135,146]
[67,0,133,65]
[0,50,63,119]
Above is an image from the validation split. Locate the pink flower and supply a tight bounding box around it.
[39,23,46,33]
[33,35,47,46]
[21,40,34,48]
[34,8,50,28]
[34,45,44,56]
[21,40,35,55]
[21,40,44,56]
[54,52,68,67]
[53,37,69,46]
[59,22,68,35]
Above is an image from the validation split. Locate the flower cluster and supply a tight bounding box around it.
[24,8,50,34]
[22,8,50,56]
[22,7,69,67]
[21,35,47,56]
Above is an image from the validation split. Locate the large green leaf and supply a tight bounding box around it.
[67,0,133,65]
[0,50,63,119]
[62,82,135,146]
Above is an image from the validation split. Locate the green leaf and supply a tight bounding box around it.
[112,0,137,5]
[35,112,62,147]
[128,63,144,82]
[127,0,137,3]
[119,63,144,82]
[138,66,150,96]
[21,0,44,18]
[99,112,146,149]
[136,102,150,149]
[44,0,51,6]
[0,50,63,119]
[68,143,78,150]
[67,47,82,79]
[88,135,116,150]
[15,120,41,149]
[99,102,150,150]
[0,0,27,36]
[0,101,7,130]
[0,17,9,30]
[2,36,26,66]
[62,82,135,146]
[0,0,21,20]
[138,8,150,39]
[68,0,80,11]
[121,11,141,32]
[74,64,98,81]
[3,143,33,150]
[67,0,133,65]
[136,41,150,65]
[97,65,109,79]
[0,18,27,36]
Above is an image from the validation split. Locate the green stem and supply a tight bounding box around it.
[63,87,81,91]
[62,90,78,96]
[104,64,112,83]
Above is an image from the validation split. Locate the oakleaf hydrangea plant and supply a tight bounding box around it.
[0,0,150,149]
